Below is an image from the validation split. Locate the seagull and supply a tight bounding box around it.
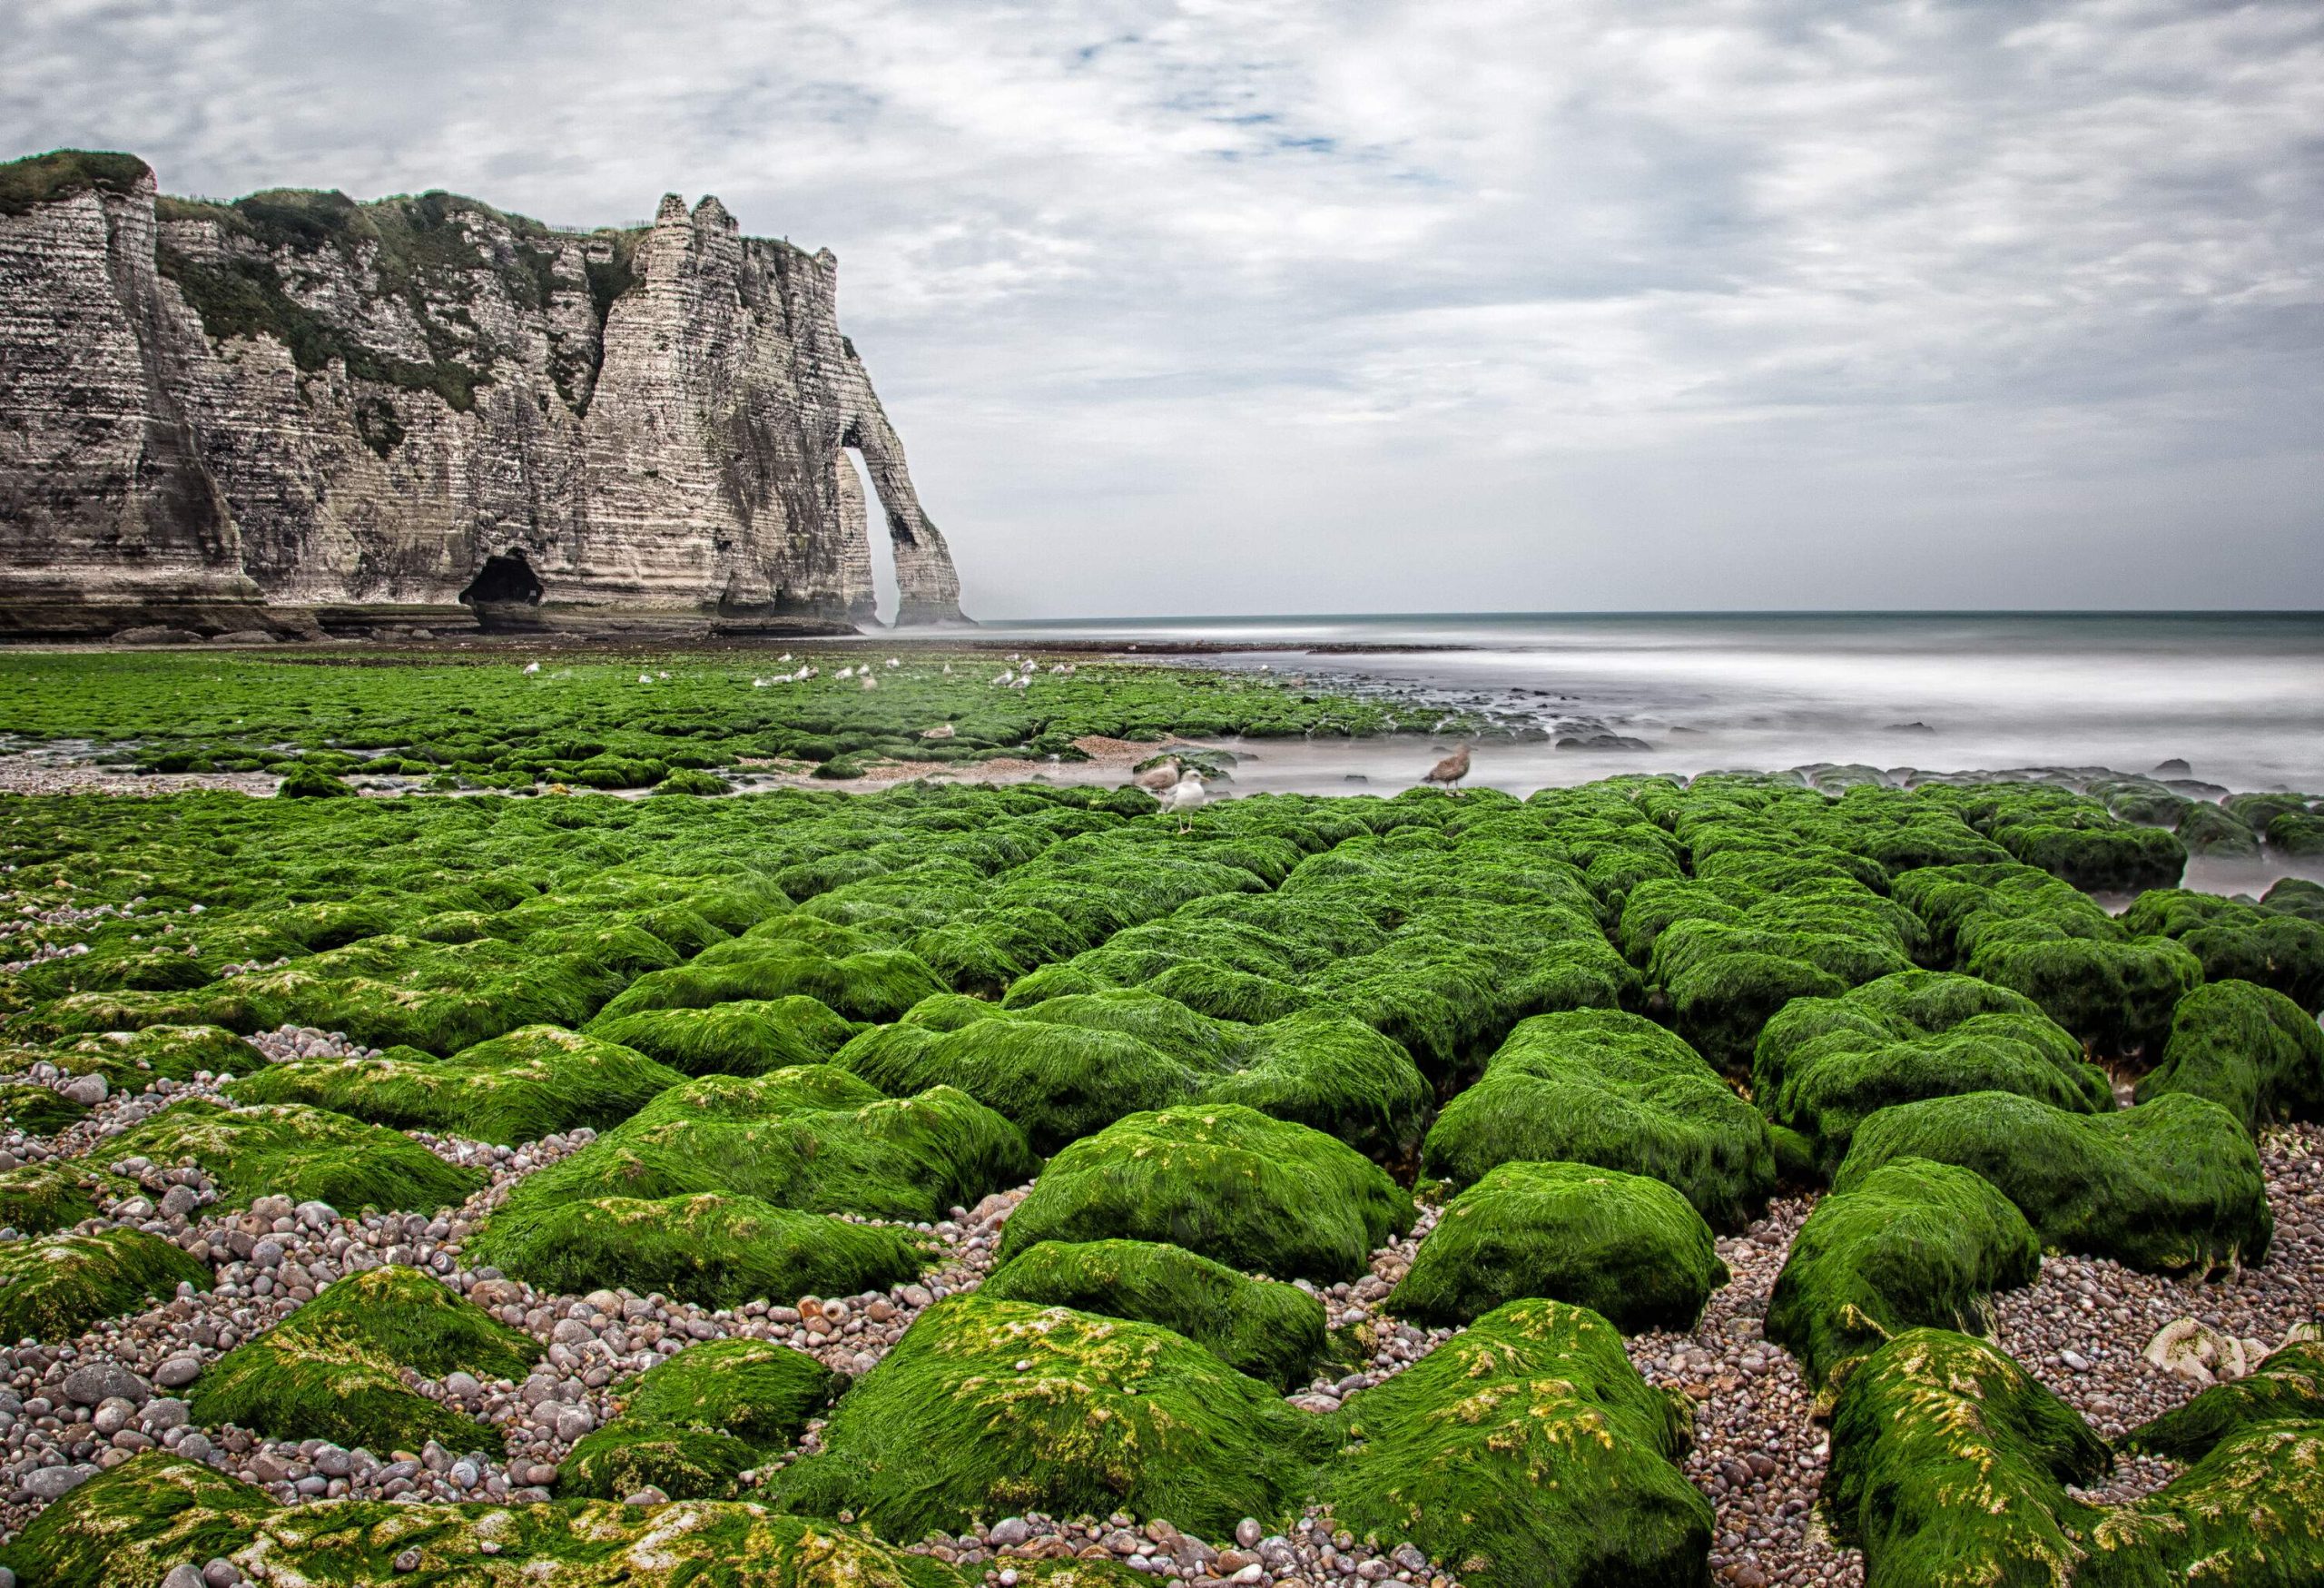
[1134,759,1181,792]
[860,674,879,690]
[1157,773,1207,830]
[522,661,540,676]
[991,672,1011,686]
[885,657,900,668]
[753,677,768,688]
[836,665,854,679]
[799,666,818,680]
[637,674,652,685]
[923,723,957,740]
[1010,675,1030,690]
[779,653,793,663]
[943,663,953,675]
[1423,745,1472,796]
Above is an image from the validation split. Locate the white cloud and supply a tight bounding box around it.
[9,0,2320,614]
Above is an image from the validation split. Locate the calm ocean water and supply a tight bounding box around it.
[978,613,2324,824]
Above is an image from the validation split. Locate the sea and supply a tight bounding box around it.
[972,611,2324,890]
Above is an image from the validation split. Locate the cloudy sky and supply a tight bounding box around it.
[12,0,2321,616]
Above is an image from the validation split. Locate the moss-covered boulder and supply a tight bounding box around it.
[189,1265,538,1454]
[46,1022,256,1085]
[1834,1090,2270,1273]
[0,1159,132,1236]
[837,1009,1207,1157]
[103,1100,484,1212]
[492,1064,1036,1227]
[590,947,948,1026]
[1390,1161,1725,1332]
[842,992,1432,1160]
[980,1238,1329,1392]
[584,995,862,1078]
[769,1293,1334,1540]
[2123,1340,2324,1461]
[469,1191,930,1310]
[1824,1328,2112,1588]
[2103,1419,2324,1582]
[0,1081,88,1136]
[1315,1298,1711,1588]
[2135,979,2324,1132]
[1192,1010,1433,1162]
[1420,1010,1775,1231]
[1765,1157,2040,1387]
[0,1452,970,1588]
[227,1024,684,1145]
[1892,863,2203,1058]
[566,1336,842,1499]
[0,1226,209,1341]
[994,1105,1413,1283]
[2121,888,2324,1012]
[1753,972,2112,1176]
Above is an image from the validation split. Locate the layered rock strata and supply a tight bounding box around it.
[0,150,966,635]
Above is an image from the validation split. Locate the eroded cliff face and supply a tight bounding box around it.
[0,151,966,631]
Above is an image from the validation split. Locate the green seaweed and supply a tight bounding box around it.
[980,1238,1329,1391]
[1834,1090,2270,1273]
[1317,1298,1711,1588]
[769,1293,1335,1542]
[1420,1009,1775,1231]
[1390,1160,1727,1332]
[190,1265,538,1454]
[994,1104,1413,1283]
[1765,1157,2040,1387]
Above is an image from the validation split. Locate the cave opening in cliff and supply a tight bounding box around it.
[458,550,544,607]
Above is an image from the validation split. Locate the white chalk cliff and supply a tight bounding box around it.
[0,151,967,633]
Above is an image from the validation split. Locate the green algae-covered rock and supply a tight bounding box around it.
[190,1265,538,1454]
[567,1336,842,1499]
[1193,1010,1433,1162]
[994,1105,1413,1283]
[1316,1298,1711,1588]
[2134,979,2324,1132]
[47,1022,256,1084]
[470,1191,930,1309]
[1834,1090,2270,1273]
[0,1226,208,1341]
[0,1159,132,1236]
[1419,1010,1775,1231]
[2123,1340,2324,1461]
[493,1064,1036,1226]
[1765,1157,2039,1387]
[2104,1418,2324,1582]
[843,992,1432,1160]
[227,1024,684,1145]
[2270,811,2324,856]
[1824,1328,2111,1588]
[769,1293,1334,1541]
[103,1099,485,1212]
[0,1451,969,1588]
[837,1007,1207,1156]
[2121,888,2324,1012]
[585,995,862,1077]
[980,1238,1329,1391]
[0,1081,86,1136]
[1390,1161,1725,1332]
[1752,972,2112,1176]
[1892,863,2203,1058]
[2174,800,2261,857]
[591,947,948,1025]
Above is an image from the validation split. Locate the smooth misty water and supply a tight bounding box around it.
[972,613,2324,894]
[982,611,2324,793]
